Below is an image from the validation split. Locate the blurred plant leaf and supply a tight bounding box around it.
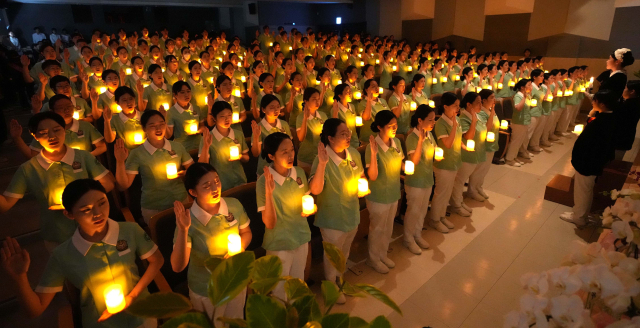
[204,256,224,274]
[354,284,402,315]
[321,313,349,328]
[369,315,392,328]
[208,251,255,307]
[285,278,313,301]
[349,317,369,328]
[162,312,213,328]
[322,242,346,274]
[292,295,322,326]
[321,281,340,309]
[126,292,192,319]
[246,294,287,328]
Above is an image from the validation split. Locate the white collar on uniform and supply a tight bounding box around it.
[261,118,282,130]
[338,101,352,113]
[70,96,77,106]
[516,91,524,98]
[268,165,297,186]
[392,92,405,102]
[166,69,176,77]
[150,82,167,91]
[173,103,193,114]
[212,126,235,142]
[104,89,115,99]
[119,60,131,66]
[91,74,101,82]
[36,147,75,170]
[188,77,203,86]
[217,94,235,103]
[327,145,352,166]
[72,218,119,256]
[481,106,491,115]
[308,110,322,120]
[440,114,454,127]
[413,127,433,143]
[461,109,474,120]
[118,110,142,123]
[69,119,80,133]
[375,135,396,152]
[532,83,539,91]
[190,199,229,226]
[610,70,624,77]
[132,72,148,81]
[143,138,171,155]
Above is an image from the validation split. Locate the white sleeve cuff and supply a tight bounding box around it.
[182,158,194,166]
[92,137,105,144]
[94,170,110,181]
[35,285,64,293]
[3,191,24,199]
[239,220,251,229]
[126,170,139,175]
[257,206,265,212]
[140,244,158,260]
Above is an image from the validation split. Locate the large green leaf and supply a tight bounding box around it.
[246,294,287,328]
[342,281,366,298]
[321,313,349,328]
[354,284,402,315]
[217,317,248,327]
[250,277,283,295]
[287,305,299,328]
[349,317,369,328]
[126,291,192,319]
[162,312,213,328]
[204,256,224,274]
[285,278,313,301]
[368,316,392,328]
[252,255,283,280]
[302,322,322,328]
[177,324,203,328]
[322,242,346,274]
[208,251,255,307]
[292,295,322,326]
[321,281,340,309]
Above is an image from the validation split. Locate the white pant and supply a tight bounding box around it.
[543,111,559,142]
[450,162,477,208]
[529,115,548,148]
[366,200,398,263]
[557,105,574,133]
[506,123,528,161]
[469,151,494,195]
[321,228,357,284]
[404,185,433,242]
[430,167,458,221]
[570,100,582,125]
[190,287,247,328]
[266,243,308,301]
[573,172,596,219]
[522,116,538,153]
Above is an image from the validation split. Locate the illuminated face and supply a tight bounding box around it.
[321,70,331,84]
[175,85,192,104]
[218,79,232,97]
[305,59,315,70]
[190,171,222,205]
[166,42,175,52]
[33,119,65,152]
[395,80,406,94]
[268,138,295,170]
[64,190,110,234]
[253,63,265,76]
[104,72,119,89]
[262,99,282,120]
[368,81,380,97]
[415,77,426,90]
[81,48,93,60]
[284,59,295,73]
[379,118,398,139]
[90,60,104,75]
[151,47,161,60]
[167,57,178,71]
[223,65,235,78]
[525,81,532,92]
[45,65,62,77]
[200,53,211,64]
[421,112,436,131]
[51,98,75,124]
[260,75,275,92]
[143,114,166,141]
[190,63,202,78]
[117,92,136,114]
[150,67,164,84]
[42,46,56,60]
[329,123,351,150]
[54,81,73,97]
[133,58,145,72]
[182,50,191,61]
[214,108,233,129]
[118,49,129,61]
[326,57,336,69]
[306,92,321,111]
[469,95,482,112]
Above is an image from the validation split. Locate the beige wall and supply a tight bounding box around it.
[401,0,435,20]
[453,0,486,40]
[528,0,569,40]
[432,0,456,40]
[615,0,640,7]
[565,0,616,40]
[379,0,403,37]
[484,0,533,15]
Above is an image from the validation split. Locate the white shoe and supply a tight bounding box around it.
[404,240,422,254]
[561,132,570,137]
[467,192,485,202]
[549,135,560,141]
[381,257,395,268]
[507,160,522,167]
[540,142,552,148]
[528,146,542,153]
[559,212,586,227]
[451,206,471,217]
[477,189,489,199]
[366,259,390,274]
[336,293,346,304]
[429,220,449,233]
[441,218,455,229]
[528,152,535,157]
[462,202,473,212]
[515,158,525,164]
[518,152,531,159]
[415,237,430,249]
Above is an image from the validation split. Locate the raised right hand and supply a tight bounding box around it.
[0,237,30,279]
[90,88,99,103]
[251,120,261,138]
[202,128,212,148]
[9,119,23,139]
[31,95,42,113]
[114,139,129,162]
[174,201,191,230]
[20,55,30,68]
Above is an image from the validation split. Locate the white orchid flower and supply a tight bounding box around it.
[549,295,586,327]
[602,250,629,268]
[606,316,640,328]
[519,294,549,328]
[616,257,640,279]
[521,272,549,295]
[602,206,614,227]
[547,267,582,296]
[604,267,640,313]
[611,189,620,200]
[576,264,622,296]
[612,220,634,243]
[566,240,601,265]
[503,311,529,328]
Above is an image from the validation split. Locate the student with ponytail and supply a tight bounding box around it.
[415,57,433,99]
[505,79,532,167]
[468,89,499,201]
[333,83,360,149]
[297,87,328,168]
[387,76,412,135]
[460,67,476,96]
[250,94,292,176]
[527,69,547,153]
[357,79,390,142]
[409,74,431,107]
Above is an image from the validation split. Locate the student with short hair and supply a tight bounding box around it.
[505,79,533,167]
[251,94,292,176]
[166,81,207,153]
[103,86,146,150]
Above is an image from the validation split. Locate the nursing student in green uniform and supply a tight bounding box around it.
[364,111,404,274]
[403,105,436,255]
[275,58,295,101]
[140,64,173,112]
[178,47,192,76]
[256,133,312,301]
[249,60,266,96]
[251,94,292,177]
[37,75,92,122]
[472,64,490,90]
[309,118,364,304]
[495,60,515,99]
[297,88,328,168]
[539,72,556,147]
[116,110,194,224]
[468,90,499,201]
[166,81,207,153]
[332,83,360,149]
[409,73,431,107]
[442,56,458,92]
[429,92,462,234]
[529,69,552,152]
[163,55,184,89]
[357,79,390,143]
[546,70,562,142]
[554,69,569,137]
[378,51,394,96]
[171,163,251,326]
[124,56,150,103]
[213,75,247,132]
[285,72,305,129]
[505,79,533,167]
[91,69,121,121]
[254,73,283,119]
[343,66,362,107]
[1,179,162,328]
[87,58,108,94]
[415,57,433,100]
[430,58,445,95]
[110,47,131,73]
[387,76,412,136]
[102,86,147,150]
[198,101,249,191]
[183,61,210,111]
[358,64,375,93]
[303,56,317,89]
[315,67,336,116]
[1,112,115,249]
[450,92,486,217]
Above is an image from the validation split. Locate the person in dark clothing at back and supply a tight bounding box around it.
[593,48,634,101]
[615,80,640,154]
[560,90,618,227]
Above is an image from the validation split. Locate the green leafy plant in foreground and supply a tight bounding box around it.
[127,241,401,327]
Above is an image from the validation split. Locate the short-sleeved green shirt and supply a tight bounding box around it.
[315,84,335,116]
[256,166,311,251]
[255,119,292,176]
[431,70,444,94]
[565,79,579,106]
[495,71,515,98]
[286,91,304,128]
[164,70,182,89]
[97,89,119,114]
[88,75,108,94]
[110,60,131,73]
[442,66,457,92]
[37,219,157,328]
[142,82,172,111]
[387,93,412,135]
[416,71,433,99]
[178,58,191,76]
[311,147,363,232]
[4,148,109,243]
[549,83,559,111]
[198,127,248,191]
[434,115,463,171]
[404,129,435,188]
[478,108,500,153]
[557,81,567,108]
[529,84,544,117]
[187,77,211,110]
[110,110,146,150]
[124,140,193,210]
[540,84,552,115]
[357,98,390,142]
[410,89,431,107]
[379,63,393,91]
[214,94,245,131]
[460,110,487,164]
[511,92,531,125]
[125,73,150,101]
[42,96,91,120]
[173,199,250,296]
[337,102,361,149]
[30,119,103,153]
[365,136,403,204]
[296,111,328,164]
[166,103,204,152]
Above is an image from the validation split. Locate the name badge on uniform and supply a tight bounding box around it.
[296,177,304,188]
[226,213,238,226]
[319,119,324,124]
[72,161,83,173]
[350,160,358,169]
[232,102,239,108]
[233,139,240,144]
[168,150,177,158]
[394,147,401,154]
[117,239,131,256]
[77,130,85,138]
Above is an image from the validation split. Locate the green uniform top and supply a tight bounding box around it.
[540,84,552,115]
[433,115,463,171]
[178,58,190,75]
[409,89,431,107]
[214,94,246,131]
[316,83,335,116]
[258,33,275,54]
[337,102,361,149]
[496,71,515,98]
[549,83,560,111]
[198,127,248,192]
[29,119,103,153]
[365,136,403,204]
[565,78,579,106]
[387,93,412,135]
[478,107,500,153]
[356,97,390,142]
[97,89,119,114]
[163,69,182,89]
[42,95,91,120]
[124,139,193,210]
[254,119,292,176]
[30,60,73,82]
[4,148,109,243]
[379,63,394,91]
[187,77,211,111]
[124,72,150,101]
[404,129,435,188]
[511,91,531,125]
[442,66,457,92]
[431,70,444,94]
[310,146,364,232]
[110,110,145,150]
[416,70,433,99]
[174,198,250,296]
[529,83,544,117]
[37,219,157,328]
[296,110,328,164]
[557,81,567,108]
[200,65,219,86]
[142,82,172,112]
[304,70,318,89]
[285,91,304,128]
[110,60,131,73]
[88,75,108,94]
[459,109,487,164]
[166,103,204,152]
[256,166,311,251]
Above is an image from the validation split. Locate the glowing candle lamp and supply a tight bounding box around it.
[508,81,515,87]
[557,90,563,97]
[229,145,240,160]
[390,58,394,62]
[208,77,214,84]
[234,89,241,97]
[162,67,166,72]
[188,122,198,134]
[485,85,493,90]
[378,87,383,94]
[99,87,107,94]
[358,54,362,58]
[162,102,170,110]
[497,83,503,89]
[133,132,144,144]
[375,59,380,64]
[530,99,537,107]
[359,48,363,52]
[166,163,178,180]
[476,87,482,93]
[227,234,242,256]
[487,132,495,143]
[544,70,549,73]
[337,79,342,85]
[407,66,413,72]
[269,42,273,47]
[216,57,223,62]
[241,76,246,82]
[223,51,227,55]
[354,91,362,100]
[434,147,444,161]
[442,77,448,83]
[54,189,64,205]
[404,161,415,175]
[410,101,417,110]
[355,116,363,126]
[432,78,438,84]
[114,105,122,113]
[232,112,240,123]
[455,75,460,81]
[500,120,509,130]
[237,62,242,67]
[289,46,293,51]
[580,86,586,92]
[466,140,475,151]
[104,284,126,314]
[357,178,370,197]
[473,72,478,78]
[393,65,397,71]
[125,68,132,75]
[73,111,80,120]
[360,61,364,66]
[428,100,435,107]
[142,82,150,88]
[546,95,553,102]
[302,195,315,215]
[564,90,571,96]
[197,59,201,63]
[573,124,584,134]
[204,96,208,105]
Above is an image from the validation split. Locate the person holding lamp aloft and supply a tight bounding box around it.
[468,90,499,201]
[256,133,312,301]
[429,92,462,233]
[171,163,251,326]
[505,79,532,167]
[527,69,547,153]
[403,105,437,255]
[1,179,163,328]
[365,111,404,274]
